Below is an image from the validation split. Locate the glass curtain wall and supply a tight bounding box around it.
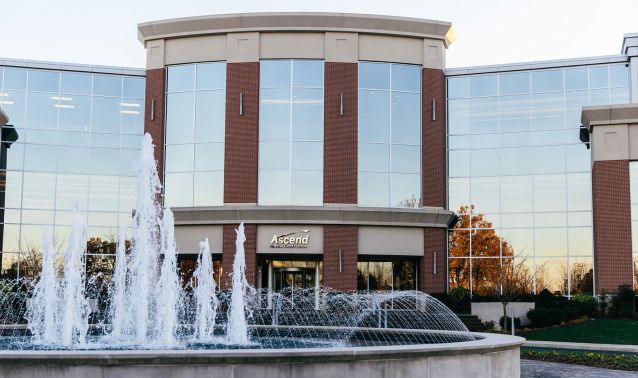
[164,62,226,207]
[0,65,145,280]
[447,63,630,296]
[358,62,421,208]
[258,60,324,206]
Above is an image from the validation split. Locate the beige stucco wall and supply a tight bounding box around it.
[165,35,226,65]
[582,104,638,163]
[175,225,223,254]
[150,32,445,68]
[256,225,324,254]
[358,227,424,256]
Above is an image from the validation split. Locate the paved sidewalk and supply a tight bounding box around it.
[524,340,638,353]
[522,360,638,377]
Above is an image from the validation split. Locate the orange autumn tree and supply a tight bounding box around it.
[449,205,515,295]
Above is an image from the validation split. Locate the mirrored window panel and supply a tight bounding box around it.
[165,62,226,207]
[259,60,324,206]
[359,62,421,208]
[446,63,629,296]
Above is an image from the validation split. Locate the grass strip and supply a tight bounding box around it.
[521,348,638,371]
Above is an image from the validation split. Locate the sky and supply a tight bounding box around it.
[1,0,637,69]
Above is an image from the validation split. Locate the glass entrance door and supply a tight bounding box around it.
[272,267,316,309]
[273,267,315,291]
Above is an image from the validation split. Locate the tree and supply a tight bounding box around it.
[399,194,420,208]
[449,205,517,295]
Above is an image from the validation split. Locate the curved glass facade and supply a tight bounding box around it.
[258,60,324,206]
[358,62,421,208]
[164,62,226,207]
[447,63,630,296]
[0,65,145,279]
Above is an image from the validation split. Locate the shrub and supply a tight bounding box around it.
[535,289,557,309]
[609,285,635,318]
[527,307,561,328]
[499,316,521,329]
[571,293,596,316]
[482,320,496,332]
[449,287,470,302]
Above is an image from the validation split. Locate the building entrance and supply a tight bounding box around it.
[273,267,315,291]
[258,258,322,309]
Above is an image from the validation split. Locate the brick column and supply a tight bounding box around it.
[420,68,448,293]
[324,62,358,204]
[592,160,633,293]
[221,224,257,290]
[420,228,448,294]
[422,67,446,208]
[323,225,358,290]
[224,63,259,204]
[144,68,166,184]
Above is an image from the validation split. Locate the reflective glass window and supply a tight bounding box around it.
[610,64,629,88]
[28,70,60,92]
[165,62,226,207]
[532,69,563,92]
[4,68,27,90]
[0,64,143,279]
[93,75,122,97]
[469,75,497,97]
[589,66,608,89]
[123,77,145,98]
[358,62,421,207]
[499,72,530,95]
[259,60,323,206]
[446,63,621,295]
[565,68,588,90]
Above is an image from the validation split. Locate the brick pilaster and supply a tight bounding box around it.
[144,68,166,184]
[324,62,358,204]
[323,225,358,290]
[420,228,448,293]
[592,160,633,293]
[422,68,446,208]
[224,63,260,204]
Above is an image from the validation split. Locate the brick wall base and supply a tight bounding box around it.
[592,160,633,294]
[323,225,358,290]
[420,228,447,293]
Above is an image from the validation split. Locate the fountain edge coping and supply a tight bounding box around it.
[0,333,524,366]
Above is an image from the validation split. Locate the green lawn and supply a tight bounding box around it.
[520,319,638,345]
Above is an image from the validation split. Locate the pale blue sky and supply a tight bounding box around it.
[2,0,636,68]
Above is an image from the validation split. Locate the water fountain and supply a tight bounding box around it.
[0,133,524,378]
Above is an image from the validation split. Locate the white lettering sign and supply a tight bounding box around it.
[269,229,310,248]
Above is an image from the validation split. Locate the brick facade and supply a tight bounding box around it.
[324,62,358,204]
[422,68,446,208]
[224,63,260,204]
[420,68,448,293]
[323,225,358,290]
[221,224,257,289]
[592,160,633,293]
[144,68,166,183]
[420,228,448,293]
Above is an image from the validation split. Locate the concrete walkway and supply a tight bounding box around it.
[521,360,638,377]
[524,340,638,353]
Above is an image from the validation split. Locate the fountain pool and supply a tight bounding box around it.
[0,133,524,377]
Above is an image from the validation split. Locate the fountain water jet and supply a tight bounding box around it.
[154,208,182,346]
[127,134,163,344]
[25,226,57,343]
[59,211,90,346]
[109,225,128,340]
[226,223,253,344]
[193,238,218,341]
